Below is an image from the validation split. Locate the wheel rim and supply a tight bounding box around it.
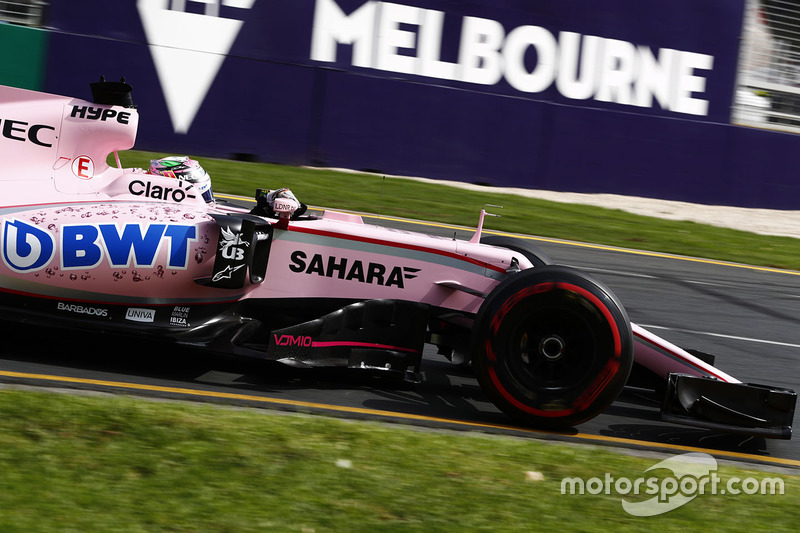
[500,292,609,398]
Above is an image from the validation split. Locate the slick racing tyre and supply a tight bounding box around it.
[480,235,551,268]
[472,265,633,429]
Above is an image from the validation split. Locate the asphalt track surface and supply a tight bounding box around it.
[1,194,799,470]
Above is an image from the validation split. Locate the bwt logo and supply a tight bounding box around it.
[60,223,197,270]
[1,219,197,273]
[2,219,56,272]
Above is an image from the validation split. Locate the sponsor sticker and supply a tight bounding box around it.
[0,118,55,147]
[71,156,95,180]
[128,179,196,202]
[274,334,313,347]
[70,105,132,125]
[57,301,109,317]
[289,250,419,288]
[170,306,190,327]
[125,307,156,323]
[1,219,198,273]
[208,223,252,288]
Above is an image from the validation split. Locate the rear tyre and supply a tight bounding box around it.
[472,265,633,428]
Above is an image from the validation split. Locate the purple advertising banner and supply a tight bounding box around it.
[41,1,800,209]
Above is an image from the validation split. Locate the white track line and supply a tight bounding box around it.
[640,324,800,349]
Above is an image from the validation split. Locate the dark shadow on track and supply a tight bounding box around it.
[1,321,791,463]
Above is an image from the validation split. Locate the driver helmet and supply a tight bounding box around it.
[148,156,214,203]
[266,187,300,207]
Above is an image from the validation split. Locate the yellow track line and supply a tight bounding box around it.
[2,369,798,469]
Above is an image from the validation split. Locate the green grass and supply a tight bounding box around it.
[119,151,800,272]
[0,389,796,532]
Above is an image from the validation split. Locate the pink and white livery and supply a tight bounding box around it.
[0,80,795,438]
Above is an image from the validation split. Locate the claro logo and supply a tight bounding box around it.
[129,179,196,202]
[289,251,419,288]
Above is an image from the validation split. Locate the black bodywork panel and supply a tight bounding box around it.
[263,299,429,379]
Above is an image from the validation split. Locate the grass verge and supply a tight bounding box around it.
[120,151,800,271]
[0,389,796,532]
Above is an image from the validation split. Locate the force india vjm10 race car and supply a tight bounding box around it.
[0,80,796,439]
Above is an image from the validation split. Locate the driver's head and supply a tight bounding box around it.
[148,156,214,203]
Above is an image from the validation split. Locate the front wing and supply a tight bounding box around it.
[661,373,796,439]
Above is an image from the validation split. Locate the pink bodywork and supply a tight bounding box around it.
[0,84,737,383]
[0,84,518,311]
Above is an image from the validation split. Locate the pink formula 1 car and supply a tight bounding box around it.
[0,81,795,438]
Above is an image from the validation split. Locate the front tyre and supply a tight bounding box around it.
[472,266,633,429]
